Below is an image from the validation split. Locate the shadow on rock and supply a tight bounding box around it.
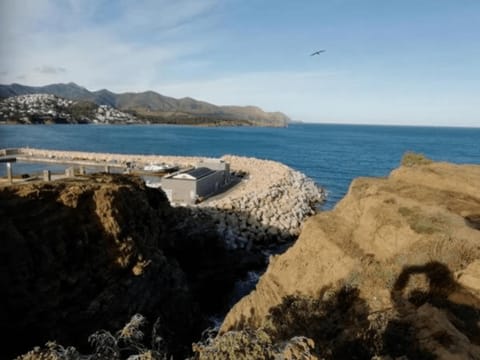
[387,261,480,357]
[209,261,480,359]
[265,286,375,359]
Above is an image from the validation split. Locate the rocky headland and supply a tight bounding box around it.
[214,157,480,359]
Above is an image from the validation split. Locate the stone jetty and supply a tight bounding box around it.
[6,148,326,248]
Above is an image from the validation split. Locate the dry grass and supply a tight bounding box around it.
[398,206,444,234]
[192,329,275,360]
[16,315,169,360]
[401,152,433,167]
[419,235,479,272]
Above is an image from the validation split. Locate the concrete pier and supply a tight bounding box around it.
[0,148,125,183]
[0,156,16,184]
[6,162,12,184]
[43,170,51,181]
[65,167,75,177]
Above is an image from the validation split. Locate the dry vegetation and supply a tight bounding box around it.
[17,315,169,360]
[401,151,433,167]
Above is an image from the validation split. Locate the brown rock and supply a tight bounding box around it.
[0,174,199,358]
[220,161,480,358]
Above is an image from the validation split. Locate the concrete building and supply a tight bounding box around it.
[161,159,231,204]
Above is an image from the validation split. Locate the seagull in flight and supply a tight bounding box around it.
[310,49,326,56]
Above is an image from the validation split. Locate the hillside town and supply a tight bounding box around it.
[0,94,140,124]
[0,83,290,127]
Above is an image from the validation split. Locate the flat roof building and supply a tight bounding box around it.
[161,160,231,205]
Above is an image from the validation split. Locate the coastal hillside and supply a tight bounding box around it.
[212,156,480,359]
[0,83,290,126]
[0,94,140,124]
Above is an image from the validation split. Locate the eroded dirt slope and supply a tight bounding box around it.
[219,161,480,359]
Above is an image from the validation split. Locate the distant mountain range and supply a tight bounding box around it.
[0,82,290,127]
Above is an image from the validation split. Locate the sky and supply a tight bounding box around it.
[1,0,479,126]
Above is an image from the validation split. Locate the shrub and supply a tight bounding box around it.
[263,286,379,358]
[398,207,443,234]
[401,152,432,167]
[191,328,274,360]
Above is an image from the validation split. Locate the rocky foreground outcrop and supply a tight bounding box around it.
[0,174,264,359]
[215,160,480,359]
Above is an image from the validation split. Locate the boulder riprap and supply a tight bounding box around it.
[197,155,325,249]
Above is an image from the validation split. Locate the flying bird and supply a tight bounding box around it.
[310,49,326,56]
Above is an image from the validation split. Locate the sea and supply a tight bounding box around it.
[0,123,479,209]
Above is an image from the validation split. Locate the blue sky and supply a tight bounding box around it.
[1,0,479,126]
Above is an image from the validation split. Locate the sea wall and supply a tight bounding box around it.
[13,148,326,248]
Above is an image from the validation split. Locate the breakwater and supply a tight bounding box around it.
[197,155,325,249]
[6,148,326,248]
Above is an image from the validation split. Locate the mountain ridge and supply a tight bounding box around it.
[0,82,290,126]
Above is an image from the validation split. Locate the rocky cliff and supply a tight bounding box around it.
[0,174,263,359]
[215,159,480,359]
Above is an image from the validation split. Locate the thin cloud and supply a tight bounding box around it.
[115,0,219,31]
[34,66,67,74]
[0,0,222,89]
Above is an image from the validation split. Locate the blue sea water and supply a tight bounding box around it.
[1,124,479,209]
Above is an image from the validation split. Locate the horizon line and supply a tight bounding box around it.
[294,121,480,129]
